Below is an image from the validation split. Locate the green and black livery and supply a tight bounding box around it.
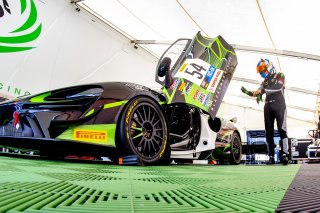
[0,32,240,165]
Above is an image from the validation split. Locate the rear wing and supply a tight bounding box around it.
[156,32,238,120]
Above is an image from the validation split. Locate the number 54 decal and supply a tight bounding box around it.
[175,58,209,85]
[184,62,206,79]
[175,58,223,91]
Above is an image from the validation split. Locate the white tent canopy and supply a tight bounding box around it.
[1,0,319,140]
[78,0,320,130]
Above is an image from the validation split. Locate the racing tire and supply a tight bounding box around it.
[118,96,170,165]
[229,132,242,165]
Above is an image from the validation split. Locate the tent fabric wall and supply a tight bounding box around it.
[80,0,320,55]
[0,0,158,98]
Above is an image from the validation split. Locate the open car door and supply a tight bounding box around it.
[156,32,238,120]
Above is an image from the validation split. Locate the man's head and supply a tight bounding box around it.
[256,59,275,79]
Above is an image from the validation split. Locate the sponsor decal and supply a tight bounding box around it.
[159,135,167,157]
[125,100,138,140]
[192,89,199,100]
[74,129,107,142]
[170,79,180,90]
[198,92,206,103]
[201,66,216,89]
[185,84,193,96]
[206,100,213,107]
[203,94,213,107]
[208,70,222,92]
[178,81,186,91]
[180,82,189,95]
[0,0,42,53]
[126,100,138,124]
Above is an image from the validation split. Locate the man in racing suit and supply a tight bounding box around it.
[242,59,289,165]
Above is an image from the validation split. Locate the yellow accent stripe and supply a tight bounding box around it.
[30,92,51,102]
[84,101,128,117]
[84,109,95,117]
[103,100,128,109]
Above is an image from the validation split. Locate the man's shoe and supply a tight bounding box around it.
[282,154,289,165]
[267,156,275,165]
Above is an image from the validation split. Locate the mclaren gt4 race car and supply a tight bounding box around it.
[0,32,242,165]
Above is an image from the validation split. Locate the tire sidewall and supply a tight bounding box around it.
[230,132,242,165]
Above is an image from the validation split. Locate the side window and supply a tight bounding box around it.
[160,39,189,72]
[41,87,104,101]
[66,87,104,99]
[155,39,190,85]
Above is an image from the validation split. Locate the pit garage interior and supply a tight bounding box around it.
[0,0,320,212]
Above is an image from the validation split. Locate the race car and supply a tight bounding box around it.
[0,32,241,165]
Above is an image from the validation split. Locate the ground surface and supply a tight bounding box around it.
[0,155,300,213]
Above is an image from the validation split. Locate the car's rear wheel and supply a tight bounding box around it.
[229,132,242,165]
[118,96,169,165]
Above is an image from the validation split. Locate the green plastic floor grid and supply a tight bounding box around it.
[0,156,300,213]
[276,163,320,213]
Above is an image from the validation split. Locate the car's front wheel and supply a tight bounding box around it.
[118,96,170,165]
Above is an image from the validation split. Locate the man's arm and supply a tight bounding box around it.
[242,82,265,97]
[241,83,264,104]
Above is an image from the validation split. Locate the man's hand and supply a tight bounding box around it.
[241,86,253,96]
[241,86,248,93]
[253,89,261,97]
[256,94,262,104]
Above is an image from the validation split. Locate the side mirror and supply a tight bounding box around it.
[157,57,171,77]
[230,117,237,123]
[157,57,174,88]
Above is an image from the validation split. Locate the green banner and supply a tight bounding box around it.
[0,0,42,53]
[0,82,31,97]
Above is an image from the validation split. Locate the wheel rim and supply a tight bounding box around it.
[127,103,165,159]
[232,135,241,163]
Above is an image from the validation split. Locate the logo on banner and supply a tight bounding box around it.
[0,0,42,53]
[0,0,10,18]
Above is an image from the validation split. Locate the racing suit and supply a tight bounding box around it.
[259,72,288,157]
